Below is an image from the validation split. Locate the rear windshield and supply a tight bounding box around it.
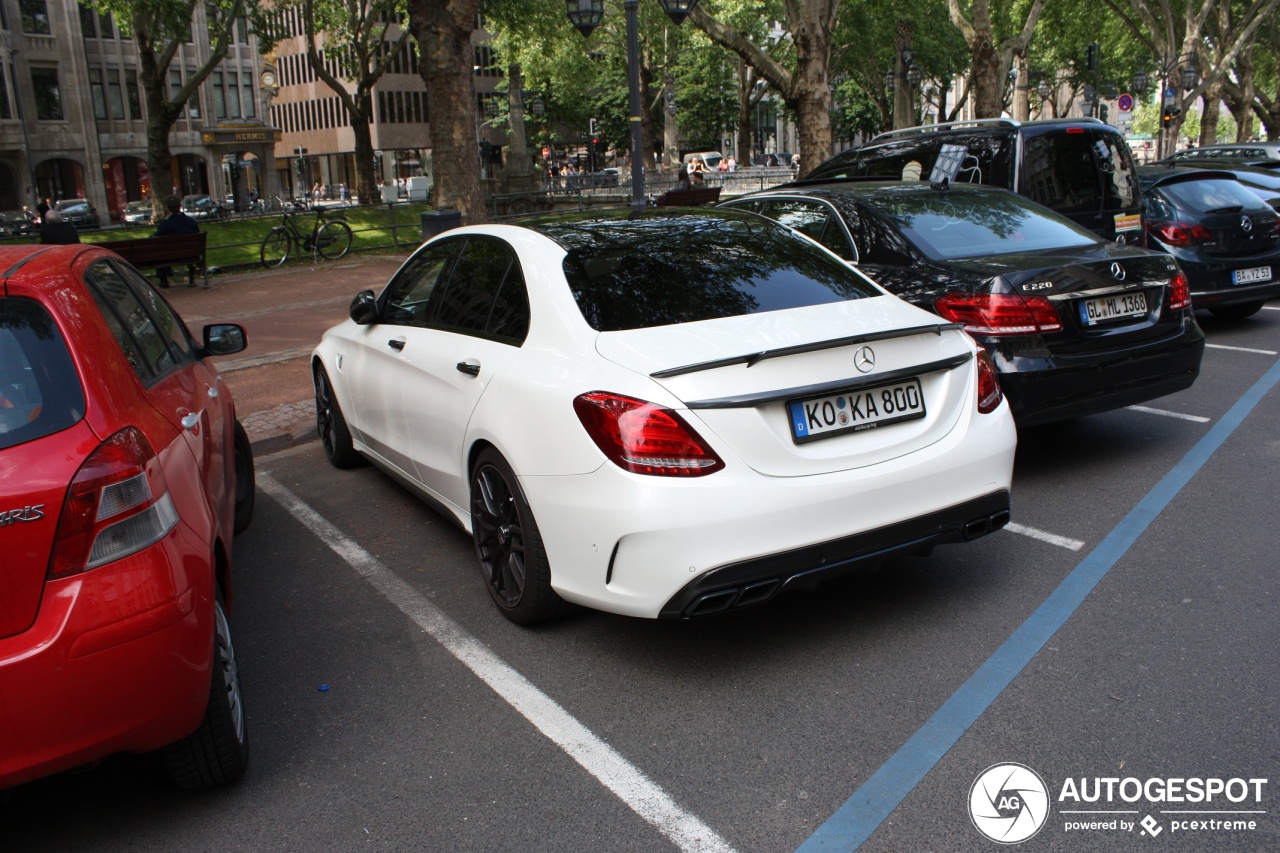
[872,190,1100,261]
[809,132,1014,189]
[1156,179,1272,214]
[0,298,84,450]
[544,211,881,331]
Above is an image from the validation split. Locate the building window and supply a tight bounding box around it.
[212,71,225,119]
[89,67,107,118]
[99,11,112,38]
[226,71,241,118]
[21,0,51,35]
[187,68,200,117]
[0,66,11,120]
[107,68,125,119]
[78,2,95,36]
[240,70,255,118]
[31,68,62,120]
[126,72,141,119]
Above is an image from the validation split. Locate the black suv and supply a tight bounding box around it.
[805,118,1144,244]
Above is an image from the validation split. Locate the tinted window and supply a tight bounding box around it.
[84,260,189,381]
[0,298,85,449]
[428,237,528,343]
[872,189,1099,260]
[1157,179,1272,214]
[810,132,1014,189]
[548,212,880,332]
[1095,133,1139,208]
[756,199,856,260]
[383,239,462,327]
[1020,132,1138,214]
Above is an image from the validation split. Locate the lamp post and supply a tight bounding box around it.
[565,0,699,212]
[1133,53,1198,160]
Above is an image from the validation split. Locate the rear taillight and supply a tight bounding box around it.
[934,292,1063,336]
[975,350,1003,414]
[1167,271,1192,311]
[1146,221,1214,246]
[49,427,178,579]
[573,392,725,477]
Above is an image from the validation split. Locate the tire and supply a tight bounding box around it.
[314,365,362,468]
[316,220,353,260]
[166,596,249,789]
[1208,300,1265,321]
[470,448,569,624]
[260,228,290,268]
[232,420,255,534]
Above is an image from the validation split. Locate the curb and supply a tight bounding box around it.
[249,419,319,457]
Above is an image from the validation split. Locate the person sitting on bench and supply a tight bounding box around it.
[152,195,201,288]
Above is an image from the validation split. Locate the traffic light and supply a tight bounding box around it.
[1086,43,1099,72]
[1098,104,1109,124]
[1161,106,1180,128]
[589,117,597,135]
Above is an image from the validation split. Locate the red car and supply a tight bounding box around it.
[0,244,253,790]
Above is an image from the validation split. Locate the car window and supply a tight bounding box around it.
[382,239,463,327]
[429,237,527,343]
[810,132,1013,189]
[1157,178,1273,213]
[756,199,857,261]
[1021,133,1107,214]
[118,262,196,362]
[0,298,85,450]
[84,259,188,382]
[553,214,881,332]
[1095,133,1139,208]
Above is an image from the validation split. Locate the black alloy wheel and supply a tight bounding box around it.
[232,420,255,533]
[314,365,362,468]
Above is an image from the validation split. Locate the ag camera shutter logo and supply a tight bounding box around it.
[969,763,1050,844]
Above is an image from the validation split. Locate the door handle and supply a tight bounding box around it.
[388,339,406,351]
[456,361,480,377]
[181,411,202,431]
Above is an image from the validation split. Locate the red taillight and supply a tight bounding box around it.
[975,350,1004,414]
[49,427,178,579]
[1167,271,1192,311]
[934,292,1063,336]
[573,392,725,477]
[1146,221,1214,247]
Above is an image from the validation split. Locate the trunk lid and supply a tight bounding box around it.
[595,296,978,477]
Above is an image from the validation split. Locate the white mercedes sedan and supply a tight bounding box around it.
[311,208,1016,623]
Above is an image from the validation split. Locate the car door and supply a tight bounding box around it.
[81,258,228,537]
[341,238,465,475]
[401,236,531,512]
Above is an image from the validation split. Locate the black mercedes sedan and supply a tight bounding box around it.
[720,181,1205,426]
[1137,167,1280,320]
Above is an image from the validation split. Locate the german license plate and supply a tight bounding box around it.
[1079,291,1148,325]
[1232,266,1272,285]
[788,378,925,443]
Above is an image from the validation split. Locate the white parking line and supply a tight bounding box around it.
[1126,405,1211,423]
[1004,522,1085,551]
[1262,305,1280,311]
[258,475,737,853]
[1205,343,1279,355]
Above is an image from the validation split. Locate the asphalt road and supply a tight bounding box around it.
[2,305,1277,853]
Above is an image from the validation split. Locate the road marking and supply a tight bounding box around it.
[1003,523,1084,551]
[258,475,736,853]
[1262,305,1280,311]
[797,357,1280,852]
[1126,405,1211,423]
[1205,343,1278,355]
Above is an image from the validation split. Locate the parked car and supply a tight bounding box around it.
[122,200,154,225]
[182,193,219,219]
[0,244,255,791]
[0,209,37,237]
[1138,167,1280,320]
[1154,160,1280,210]
[1163,142,1280,168]
[53,198,100,230]
[720,181,1205,426]
[804,118,1145,244]
[312,209,1016,623]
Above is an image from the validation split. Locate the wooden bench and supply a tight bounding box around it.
[99,232,208,287]
[654,186,723,207]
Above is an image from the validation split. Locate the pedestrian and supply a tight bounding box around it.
[688,156,707,183]
[152,194,201,288]
[675,165,691,191]
[791,153,801,172]
[37,197,51,222]
[339,183,349,204]
[37,209,80,245]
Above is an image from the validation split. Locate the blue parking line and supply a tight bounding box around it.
[797,358,1280,853]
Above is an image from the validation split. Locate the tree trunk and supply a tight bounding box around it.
[350,95,379,207]
[408,0,486,224]
[1199,81,1223,147]
[971,34,1001,118]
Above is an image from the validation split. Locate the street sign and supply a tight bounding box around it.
[1117,93,1134,112]
[1163,86,1177,105]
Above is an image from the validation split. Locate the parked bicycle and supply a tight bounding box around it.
[260,209,353,267]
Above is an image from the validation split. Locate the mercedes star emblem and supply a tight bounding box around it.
[1241,215,1253,232]
[1110,262,1126,281]
[854,346,876,374]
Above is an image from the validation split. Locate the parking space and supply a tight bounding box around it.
[2,307,1275,852]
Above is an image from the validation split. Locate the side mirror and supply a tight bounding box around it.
[202,323,247,356]
[350,289,378,325]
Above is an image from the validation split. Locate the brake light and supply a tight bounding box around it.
[975,350,1003,414]
[1146,221,1214,246]
[48,427,178,579]
[934,292,1063,335]
[1167,271,1192,311]
[573,392,725,477]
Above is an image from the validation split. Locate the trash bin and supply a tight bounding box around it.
[422,209,462,241]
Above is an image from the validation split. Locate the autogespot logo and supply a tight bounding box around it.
[969,763,1051,844]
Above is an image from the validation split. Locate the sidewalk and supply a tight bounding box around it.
[160,254,412,455]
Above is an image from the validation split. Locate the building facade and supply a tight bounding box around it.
[0,0,279,219]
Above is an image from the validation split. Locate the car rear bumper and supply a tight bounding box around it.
[1171,253,1280,306]
[989,318,1206,427]
[519,398,1016,619]
[0,524,213,789]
